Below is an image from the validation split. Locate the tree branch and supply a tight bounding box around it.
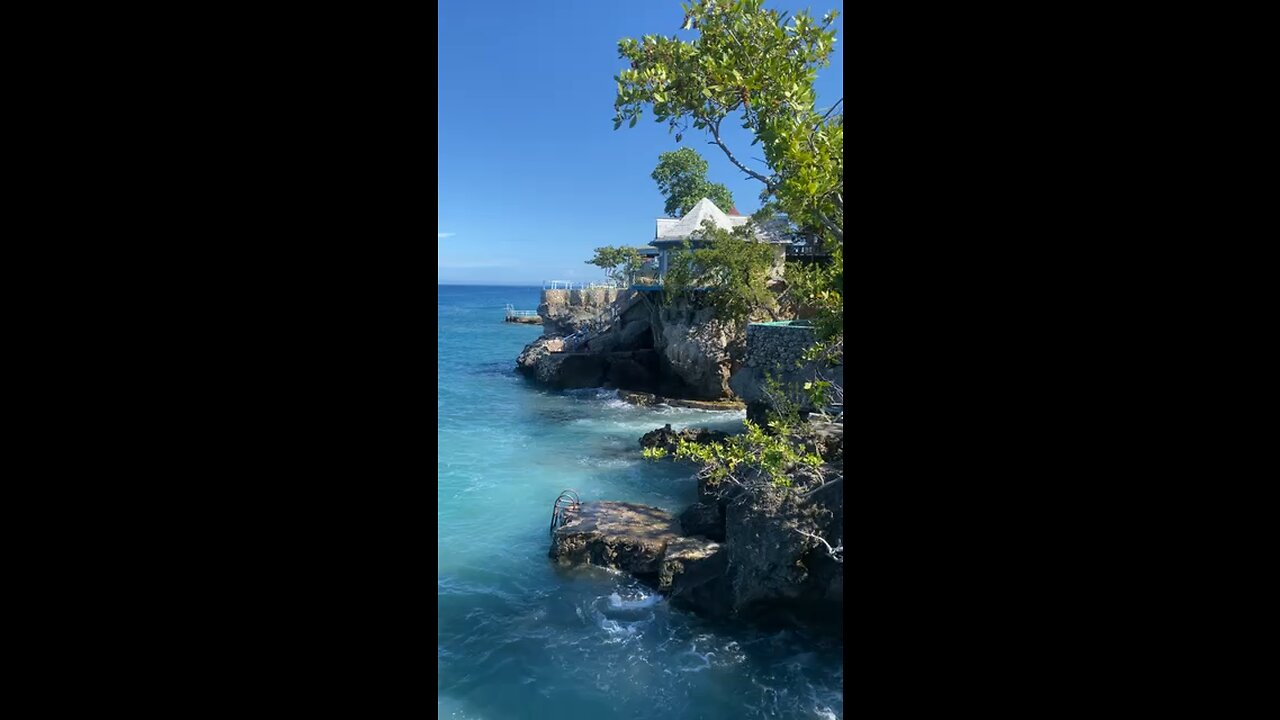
[796,529,843,563]
[816,208,842,243]
[707,116,776,189]
[819,98,843,123]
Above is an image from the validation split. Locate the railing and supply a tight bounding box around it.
[504,303,538,319]
[786,243,832,258]
[542,280,627,290]
[550,490,581,537]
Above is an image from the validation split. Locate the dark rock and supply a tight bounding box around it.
[619,390,663,406]
[619,320,653,350]
[548,353,608,389]
[606,356,655,389]
[659,536,732,617]
[720,470,843,616]
[679,501,725,541]
[516,336,564,374]
[805,419,844,464]
[664,398,746,411]
[639,424,731,454]
[584,331,621,354]
[549,501,681,577]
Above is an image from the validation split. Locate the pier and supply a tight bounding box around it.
[504,303,542,324]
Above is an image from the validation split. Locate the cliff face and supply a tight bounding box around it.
[538,287,621,336]
[656,301,743,400]
[517,289,746,400]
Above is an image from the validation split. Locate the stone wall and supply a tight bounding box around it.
[732,322,840,421]
[539,287,623,336]
[743,322,816,372]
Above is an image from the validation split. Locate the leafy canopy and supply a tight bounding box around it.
[613,0,842,244]
[585,246,644,287]
[662,219,777,324]
[651,147,734,218]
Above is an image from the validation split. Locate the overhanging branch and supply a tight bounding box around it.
[707,116,776,189]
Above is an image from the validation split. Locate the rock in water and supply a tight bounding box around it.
[549,501,681,577]
[639,424,732,454]
[516,337,564,374]
[618,389,663,406]
[659,536,732,617]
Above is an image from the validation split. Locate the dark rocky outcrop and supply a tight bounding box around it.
[530,349,661,390]
[516,337,564,374]
[659,536,732,617]
[618,391,746,411]
[618,390,663,406]
[549,501,681,577]
[804,419,844,464]
[518,289,752,400]
[639,424,731,454]
[679,501,725,542]
[550,463,842,623]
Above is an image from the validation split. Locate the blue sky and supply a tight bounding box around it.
[437,0,843,286]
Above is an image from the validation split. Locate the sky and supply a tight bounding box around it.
[437,0,844,286]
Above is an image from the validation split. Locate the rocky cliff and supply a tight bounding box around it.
[517,289,746,400]
[549,421,844,625]
[538,287,621,336]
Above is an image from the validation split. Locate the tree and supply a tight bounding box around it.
[662,219,777,323]
[625,2,845,506]
[651,147,735,217]
[585,246,644,287]
[613,0,842,243]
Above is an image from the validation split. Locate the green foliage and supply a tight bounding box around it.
[667,419,822,488]
[641,446,669,460]
[613,0,842,243]
[803,380,833,410]
[783,243,843,351]
[652,147,735,217]
[586,245,644,287]
[641,374,837,492]
[662,219,777,324]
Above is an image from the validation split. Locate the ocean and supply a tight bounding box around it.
[437,284,842,719]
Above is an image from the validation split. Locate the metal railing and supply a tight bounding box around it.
[542,280,627,290]
[504,303,538,318]
[786,243,833,258]
[550,490,581,537]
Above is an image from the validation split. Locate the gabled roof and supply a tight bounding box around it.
[652,198,791,245]
[654,198,750,242]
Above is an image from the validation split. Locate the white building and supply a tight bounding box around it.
[650,198,791,279]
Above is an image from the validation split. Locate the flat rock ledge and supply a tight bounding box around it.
[618,390,746,411]
[550,501,730,614]
[550,501,681,576]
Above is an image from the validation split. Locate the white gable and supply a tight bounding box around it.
[654,198,750,241]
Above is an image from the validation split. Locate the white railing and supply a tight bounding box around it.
[504,303,539,318]
[542,280,624,290]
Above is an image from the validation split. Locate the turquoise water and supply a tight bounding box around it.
[438,285,843,720]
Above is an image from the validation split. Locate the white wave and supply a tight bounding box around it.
[607,591,662,611]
